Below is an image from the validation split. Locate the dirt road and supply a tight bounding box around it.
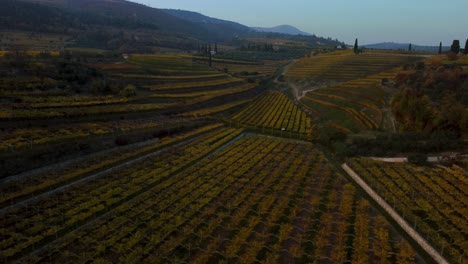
[342,163,449,264]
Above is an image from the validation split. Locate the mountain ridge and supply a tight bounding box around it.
[363,42,450,52]
[1,0,341,52]
[252,25,312,36]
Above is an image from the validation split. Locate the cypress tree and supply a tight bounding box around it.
[438,42,442,54]
[208,43,212,67]
[464,38,468,54]
[214,43,218,53]
[408,43,412,52]
[450,40,460,54]
[353,38,359,54]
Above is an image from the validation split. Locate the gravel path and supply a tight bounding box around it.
[341,163,449,264]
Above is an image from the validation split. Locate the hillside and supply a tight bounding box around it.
[162,9,255,39]
[1,0,341,52]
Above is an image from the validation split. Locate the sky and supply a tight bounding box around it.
[129,0,467,46]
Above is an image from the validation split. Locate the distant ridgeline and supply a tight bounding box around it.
[363,42,451,52]
[0,0,341,53]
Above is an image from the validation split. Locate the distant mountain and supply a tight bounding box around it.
[5,0,255,41]
[1,0,341,51]
[252,25,311,36]
[11,0,211,37]
[162,9,254,38]
[363,42,450,52]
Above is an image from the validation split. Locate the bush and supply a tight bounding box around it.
[408,154,427,165]
[120,84,136,97]
[446,52,458,61]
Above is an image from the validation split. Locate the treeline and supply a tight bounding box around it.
[391,63,467,136]
[240,43,276,52]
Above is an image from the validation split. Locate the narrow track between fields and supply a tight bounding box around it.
[342,163,449,264]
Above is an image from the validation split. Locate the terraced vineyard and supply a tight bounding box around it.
[231,90,312,136]
[348,158,467,263]
[284,51,426,133]
[286,51,423,81]
[301,69,397,132]
[0,54,271,176]
[0,118,161,152]
[213,60,287,80]
[0,54,261,121]
[2,133,420,263]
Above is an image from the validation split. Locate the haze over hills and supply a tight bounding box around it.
[252,25,312,36]
[363,42,451,52]
[162,9,254,37]
[1,0,340,52]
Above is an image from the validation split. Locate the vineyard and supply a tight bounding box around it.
[2,46,466,264]
[0,54,269,176]
[231,90,312,136]
[0,55,260,121]
[1,133,420,263]
[283,50,428,133]
[348,158,467,263]
[286,51,423,81]
[300,69,397,132]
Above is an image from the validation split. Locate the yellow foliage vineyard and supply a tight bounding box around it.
[1,134,419,263]
[231,90,312,135]
[287,50,424,81]
[349,158,468,263]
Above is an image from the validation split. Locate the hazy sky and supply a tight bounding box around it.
[130,0,467,46]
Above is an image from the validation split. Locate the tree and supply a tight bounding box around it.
[353,38,359,54]
[438,42,442,54]
[208,43,212,67]
[214,42,218,53]
[464,38,468,54]
[450,39,460,54]
[408,43,412,52]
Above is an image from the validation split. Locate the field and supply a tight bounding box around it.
[348,158,467,263]
[231,90,312,137]
[2,48,465,264]
[284,50,426,133]
[2,132,419,263]
[0,31,69,51]
[0,54,266,176]
[286,51,423,81]
[300,69,397,132]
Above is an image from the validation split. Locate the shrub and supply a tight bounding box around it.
[120,84,136,97]
[407,154,427,165]
[446,52,458,61]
